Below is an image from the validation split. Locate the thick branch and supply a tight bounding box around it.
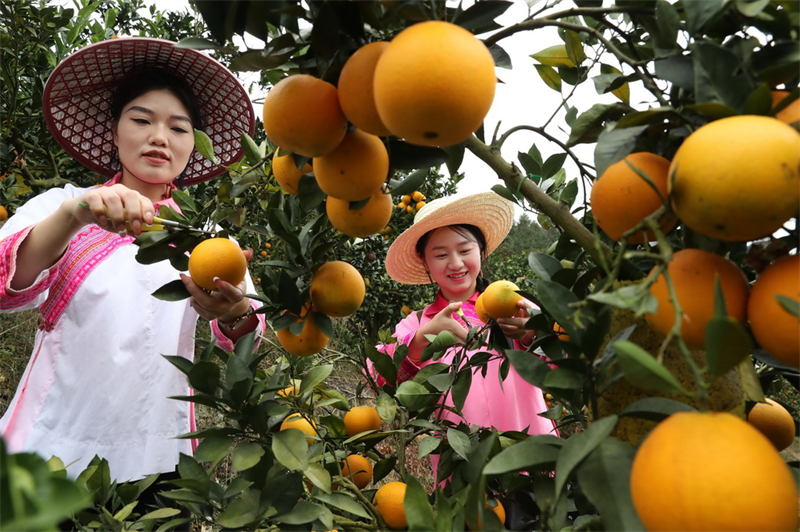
[464,135,642,279]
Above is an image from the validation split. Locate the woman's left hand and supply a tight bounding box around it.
[496,299,536,343]
[181,248,254,323]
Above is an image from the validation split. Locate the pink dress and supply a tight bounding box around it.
[373,291,556,476]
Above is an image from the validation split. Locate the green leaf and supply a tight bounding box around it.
[140,507,182,520]
[188,361,220,395]
[528,252,563,281]
[396,381,434,411]
[619,397,695,421]
[614,340,686,394]
[389,167,429,196]
[446,428,472,461]
[777,295,800,317]
[304,462,331,493]
[377,391,397,424]
[594,125,648,177]
[194,436,235,464]
[314,492,372,519]
[567,103,632,147]
[654,0,680,50]
[531,44,575,67]
[542,152,568,179]
[151,279,191,301]
[683,0,726,36]
[562,30,586,66]
[555,415,617,496]
[386,140,447,170]
[278,501,332,526]
[534,64,562,91]
[505,349,551,387]
[418,436,441,459]
[543,367,583,392]
[301,365,333,393]
[575,437,644,531]
[272,430,309,471]
[241,133,262,166]
[705,317,753,378]
[365,344,397,386]
[536,279,578,327]
[193,129,218,164]
[421,330,459,362]
[483,436,560,474]
[231,442,265,473]
[735,0,771,17]
[451,368,472,412]
[405,474,436,530]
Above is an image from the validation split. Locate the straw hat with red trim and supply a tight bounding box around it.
[43,37,255,186]
[385,191,514,285]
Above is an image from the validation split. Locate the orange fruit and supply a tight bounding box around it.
[669,115,800,241]
[748,254,800,368]
[341,454,373,489]
[468,495,506,531]
[481,280,522,319]
[326,188,392,238]
[276,307,330,357]
[277,379,303,399]
[343,405,381,437]
[188,238,247,292]
[411,191,424,202]
[645,248,749,350]
[337,42,392,136]
[279,413,318,445]
[401,305,413,316]
[373,20,496,147]
[0,205,7,221]
[630,411,799,532]
[771,90,800,125]
[590,152,676,243]
[273,154,313,195]
[373,481,407,530]
[474,293,490,323]
[553,322,569,342]
[309,261,366,317]
[313,129,389,201]
[262,74,347,158]
[747,398,796,451]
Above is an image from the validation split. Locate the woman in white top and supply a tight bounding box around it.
[0,38,263,482]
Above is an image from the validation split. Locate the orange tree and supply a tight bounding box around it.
[3,1,799,531]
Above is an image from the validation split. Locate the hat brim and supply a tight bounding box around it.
[43,38,255,186]
[385,191,515,284]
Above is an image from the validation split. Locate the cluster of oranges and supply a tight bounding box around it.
[264,20,496,240]
[275,261,366,358]
[396,191,426,214]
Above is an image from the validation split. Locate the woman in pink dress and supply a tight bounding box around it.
[374,191,556,481]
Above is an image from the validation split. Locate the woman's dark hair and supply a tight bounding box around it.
[109,67,203,129]
[416,224,491,292]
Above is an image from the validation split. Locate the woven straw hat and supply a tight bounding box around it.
[43,37,255,185]
[385,191,514,284]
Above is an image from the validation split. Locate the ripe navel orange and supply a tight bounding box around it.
[309,261,366,317]
[276,308,330,357]
[337,42,392,136]
[272,154,313,195]
[279,413,318,445]
[343,405,381,437]
[0,205,8,222]
[326,187,392,238]
[313,129,389,202]
[276,379,303,399]
[747,398,796,451]
[474,293,490,323]
[468,495,506,531]
[630,411,799,532]
[341,454,373,489]
[590,152,676,243]
[553,322,569,342]
[669,115,800,241]
[373,481,407,530]
[645,248,749,350]
[188,238,247,292]
[481,280,522,319]
[373,20,496,147]
[771,91,800,125]
[262,74,347,158]
[748,254,799,368]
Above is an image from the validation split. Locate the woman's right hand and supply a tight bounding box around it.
[418,301,469,344]
[69,184,156,235]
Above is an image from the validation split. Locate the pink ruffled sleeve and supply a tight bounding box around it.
[370,312,427,388]
[0,226,68,312]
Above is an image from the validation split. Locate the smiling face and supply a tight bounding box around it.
[112,89,195,200]
[421,226,484,302]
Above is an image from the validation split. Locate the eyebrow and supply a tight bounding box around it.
[126,105,192,124]
[429,239,475,251]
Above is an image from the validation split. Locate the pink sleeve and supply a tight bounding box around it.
[0,226,68,311]
[210,301,267,352]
